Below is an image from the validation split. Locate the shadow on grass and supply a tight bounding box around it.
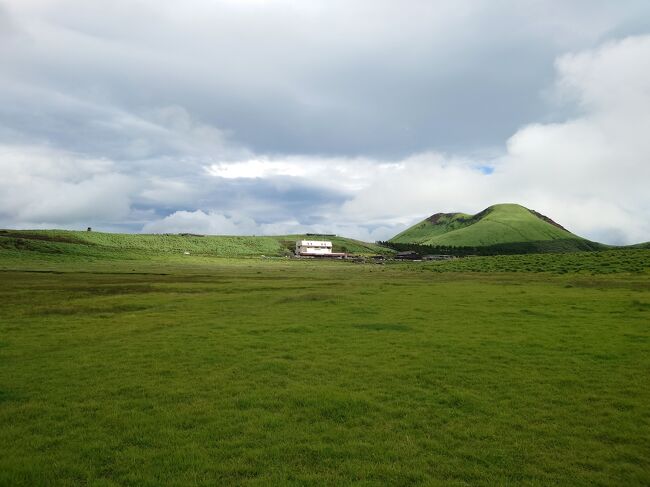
[33,304,151,316]
[353,323,412,332]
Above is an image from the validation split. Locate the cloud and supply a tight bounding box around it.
[206,156,401,192]
[142,210,258,235]
[339,35,650,243]
[0,2,649,244]
[0,145,134,228]
[3,0,650,157]
[496,35,650,243]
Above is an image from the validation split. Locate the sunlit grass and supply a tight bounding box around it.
[0,254,649,485]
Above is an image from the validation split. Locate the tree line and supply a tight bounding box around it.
[376,239,603,256]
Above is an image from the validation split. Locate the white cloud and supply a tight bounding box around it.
[142,210,258,235]
[0,145,134,227]
[495,35,650,243]
[334,35,650,244]
[206,159,308,179]
[206,157,401,192]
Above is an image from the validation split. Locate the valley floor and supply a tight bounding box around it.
[0,255,649,485]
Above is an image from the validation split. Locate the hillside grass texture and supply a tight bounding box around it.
[390,204,590,248]
[0,230,390,262]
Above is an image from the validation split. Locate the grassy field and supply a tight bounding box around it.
[418,249,650,274]
[1,246,649,485]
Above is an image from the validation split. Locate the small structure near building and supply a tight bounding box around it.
[394,250,421,260]
[422,254,455,261]
[295,240,346,258]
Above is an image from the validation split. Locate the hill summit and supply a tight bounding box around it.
[390,203,601,252]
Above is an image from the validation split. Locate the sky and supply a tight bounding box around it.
[1,0,650,244]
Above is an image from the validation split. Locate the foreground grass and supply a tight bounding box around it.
[0,255,649,485]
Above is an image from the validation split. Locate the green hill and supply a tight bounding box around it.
[390,203,602,252]
[629,242,650,249]
[0,230,391,262]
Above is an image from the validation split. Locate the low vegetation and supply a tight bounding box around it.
[0,229,390,262]
[405,249,650,274]
[0,234,649,485]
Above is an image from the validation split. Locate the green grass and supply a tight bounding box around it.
[1,243,649,485]
[390,203,595,250]
[413,249,650,274]
[0,229,391,261]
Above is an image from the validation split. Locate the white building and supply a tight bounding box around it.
[295,240,333,256]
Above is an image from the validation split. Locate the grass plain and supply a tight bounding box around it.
[0,241,649,486]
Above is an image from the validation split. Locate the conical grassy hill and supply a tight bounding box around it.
[390,203,603,252]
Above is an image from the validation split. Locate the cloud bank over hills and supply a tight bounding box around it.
[1,1,649,244]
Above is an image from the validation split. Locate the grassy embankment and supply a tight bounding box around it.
[0,229,390,266]
[0,235,649,485]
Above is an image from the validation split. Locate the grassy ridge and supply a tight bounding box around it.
[0,230,390,260]
[391,203,595,250]
[1,229,649,276]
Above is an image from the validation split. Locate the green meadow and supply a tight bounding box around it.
[1,243,649,485]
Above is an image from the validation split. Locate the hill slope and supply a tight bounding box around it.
[0,230,391,262]
[390,204,602,252]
